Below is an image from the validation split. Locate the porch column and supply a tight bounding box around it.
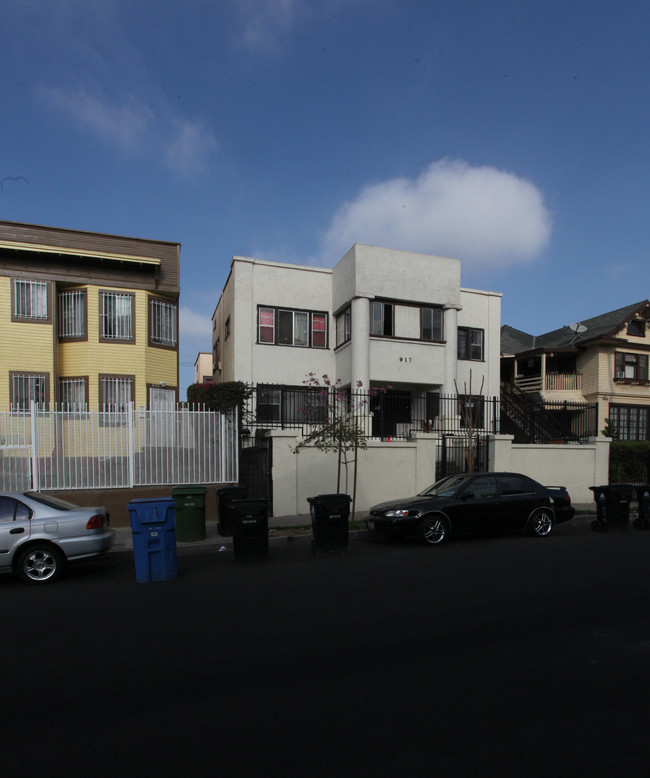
[350,296,371,390]
[441,304,462,395]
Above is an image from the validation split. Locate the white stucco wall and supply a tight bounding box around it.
[489,435,610,504]
[271,431,609,516]
[457,287,502,398]
[270,429,439,517]
[214,246,502,397]
[368,337,447,384]
[332,243,461,310]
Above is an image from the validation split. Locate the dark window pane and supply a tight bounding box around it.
[278,310,293,344]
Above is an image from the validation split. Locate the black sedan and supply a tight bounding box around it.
[366,471,575,545]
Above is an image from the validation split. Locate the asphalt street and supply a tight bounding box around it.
[4,520,650,777]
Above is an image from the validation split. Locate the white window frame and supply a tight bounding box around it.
[258,307,328,349]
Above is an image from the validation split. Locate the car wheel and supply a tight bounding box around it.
[16,544,66,584]
[528,508,553,537]
[417,516,448,545]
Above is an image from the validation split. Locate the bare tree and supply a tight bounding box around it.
[455,372,485,473]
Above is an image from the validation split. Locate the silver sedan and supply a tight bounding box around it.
[0,492,115,584]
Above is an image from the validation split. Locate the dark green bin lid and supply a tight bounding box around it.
[171,485,207,495]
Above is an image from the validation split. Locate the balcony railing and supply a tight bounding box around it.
[515,373,583,393]
[545,373,582,392]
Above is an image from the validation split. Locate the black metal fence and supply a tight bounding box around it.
[500,390,598,443]
[241,385,501,440]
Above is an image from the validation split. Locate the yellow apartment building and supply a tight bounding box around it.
[0,221,180,411]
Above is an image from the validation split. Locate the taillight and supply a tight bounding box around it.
[86,514,105,530]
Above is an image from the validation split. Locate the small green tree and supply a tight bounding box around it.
[602,418,618,440]
[186,381,252,413]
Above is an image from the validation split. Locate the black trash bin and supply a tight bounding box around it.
[127,497,178,582]
[589,484,634,532]
[307,494,352,555]
[634,485,650,530]
[216,486,248,537]
[230,498,269,562]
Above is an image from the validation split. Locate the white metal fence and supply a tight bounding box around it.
[0,403,238,492]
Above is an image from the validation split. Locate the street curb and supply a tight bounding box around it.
[110,527,370,556]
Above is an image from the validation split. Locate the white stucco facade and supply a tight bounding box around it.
[212,243,502,400]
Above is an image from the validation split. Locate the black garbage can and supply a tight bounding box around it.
[171,485,207,542]
[307,494,352,555]
[216,486,248,537]
[634,485,650,530]
[127,497,178,583]
[589,484,634,532]
[230,498,269,562]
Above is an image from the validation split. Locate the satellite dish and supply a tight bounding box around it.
[569,322,587,344]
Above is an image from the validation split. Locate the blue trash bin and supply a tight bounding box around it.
[127,498,178,582]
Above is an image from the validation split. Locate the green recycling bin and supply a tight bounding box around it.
[171,485,207,542]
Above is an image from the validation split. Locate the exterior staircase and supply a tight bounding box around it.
[500,386,574,444]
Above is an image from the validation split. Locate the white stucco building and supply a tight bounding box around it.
[211,244,501,438]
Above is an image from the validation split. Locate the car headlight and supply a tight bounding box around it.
[385,509,411,517]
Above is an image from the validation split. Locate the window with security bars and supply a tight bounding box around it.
[100,292,133,341]
[256,385,328,424]
[100,377,133,413]
[59,378,87,411]
[13,280,48,320]
[58,290,86,339]
[11,373,48,410]
[150,298,177,347]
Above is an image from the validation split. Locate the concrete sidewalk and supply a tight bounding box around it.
[111,506,599,554]
[110,514,315,553]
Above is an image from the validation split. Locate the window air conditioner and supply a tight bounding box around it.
[615,371,625,379]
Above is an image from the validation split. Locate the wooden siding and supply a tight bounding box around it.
[1,278,178,407]
[0,220,180,294]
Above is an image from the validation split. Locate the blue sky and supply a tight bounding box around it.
[2,0,649,396]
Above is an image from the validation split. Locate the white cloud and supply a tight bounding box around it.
[232,0,366,55]
[179,307,212,342]
[234,0,299,54]
[38,86,216,177]
[318,159,552,268]
[164,117,218,177]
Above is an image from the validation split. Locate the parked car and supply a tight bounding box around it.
[0,492,114,584]
[366,472,575,545]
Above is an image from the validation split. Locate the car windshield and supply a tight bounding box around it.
[418,474,470,498]
[23,492,79,510]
